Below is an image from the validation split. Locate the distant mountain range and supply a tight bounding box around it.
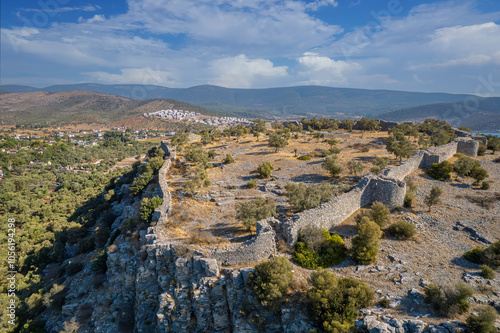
[0,90,213,125]
[1,84,499,130]
[378,98,500,131]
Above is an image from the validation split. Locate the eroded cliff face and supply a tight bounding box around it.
[85,226,313,333]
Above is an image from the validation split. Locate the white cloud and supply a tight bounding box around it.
[305,0,339,11]
[210,55,288,88]
[19,5,101,13]
[297,52,360,86]
[84,67,176,86]
[78,15,106,24]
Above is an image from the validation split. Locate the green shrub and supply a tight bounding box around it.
[481,181,490,190]
[224,154,235,164]
[293,226,346,269]
[91,249,107,274]
[428,161,453,181]
[43,284,66,311]
[257,162,274,178]
[483,241,500,267]
[478,144,487,156]
[386,220,416,239]
[322,154,342,178]
[464,247,484,264]
[378,298,391,308]
[424,282,473,317]
[404,191,416,208]
[466,305,497,333]
[285,182,336,212]
[480,265,495,279]
[351,217,383,264]
[236,197,276,232]
[247,179,257,188]
[248,256,293,311]
[306,270,374,332]
[140,196,163,222]
[370,201,390,228]
[203,179,211,187]
[424,186,442,212]
[298,155,311,160]
[354,201,390,228]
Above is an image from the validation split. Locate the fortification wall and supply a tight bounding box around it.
[151,159,172,227]
[213,218,278,266]
[422,141,458,168]
[457,139,479,157]
[283,137,479,245]
[369,177,406,206]
[379,151,426,181]
[283,176,373,244]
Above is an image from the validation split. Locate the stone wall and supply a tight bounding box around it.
[283,137,480,244]
[151,158,172,228]
[283,176,374,244]
[213,218,278,266]
[457,139,479,157]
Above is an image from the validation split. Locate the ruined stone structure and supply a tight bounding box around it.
[282,137,481,245]
[212,217,278,266]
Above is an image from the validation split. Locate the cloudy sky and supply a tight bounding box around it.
[1,0,500,95]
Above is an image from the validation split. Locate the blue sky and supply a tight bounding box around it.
[1,0,500,96]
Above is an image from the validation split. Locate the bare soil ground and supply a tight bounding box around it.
[162,130,394,246]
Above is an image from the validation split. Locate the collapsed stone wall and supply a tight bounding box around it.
[212,218,278,266]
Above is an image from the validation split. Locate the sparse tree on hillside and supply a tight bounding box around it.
[340,118,355,132]
[268,133,288,152]
[322,154,342,178]
[236,197,276,233]
[386,135,416,162]
[425,186,442,212]
[347,159,364,177]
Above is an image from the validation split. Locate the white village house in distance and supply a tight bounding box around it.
[144,109,253,127]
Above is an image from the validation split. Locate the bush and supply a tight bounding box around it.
[285,182,336,212]
[43,284,67,311]
[478,144,487,156]
[483,241,500,267]
[224,154,235,164]
[428,161,453,181]
[370,201,390,228]
[404,191,416,208]
[257,162,274,178]
[386,220,416,239]
[453,155,479,177]
[247,179,257,188]
[306,270,374,332]
[91,249,107,274]
[425,186,442,212]
[464,247,484,264]
[322,154,342,178]
[480,265,495,279]
[354,202,390,228]
[236,197,276,232]
[466,305,497,333]
[481,181,490,190]
[424,282,473,317]
[298,155,311,160]
[140,196,163,222]
[293,226,346,269]
[351,217,383,264]
[248,256,293,311]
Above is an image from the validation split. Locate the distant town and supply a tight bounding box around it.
[144,109,253,127]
